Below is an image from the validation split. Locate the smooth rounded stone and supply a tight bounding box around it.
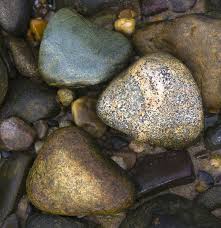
[33,120,48,139]
[57,88,75,107]
[133,15,221,113]
[0,153,32,226]
[26,127,135,216]
[114,18,136,36]
[39,8,133,87]
[0,78,60,123]
[111,151,136,170]
[0,117,36,151]
[97,53,203,149]
[195,185,221,210]
[7,37,40,81]
[2,214,19,228]
[195,170,214,193]
[0,0,32,36]
[26,213,98,228]
[0,56,8,106]
[72,97,107,138]
[205,125,221,150]
[120,194,221,228]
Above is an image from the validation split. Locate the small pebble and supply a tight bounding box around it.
[33,120,48,139]
[118,9,137,19]
[195,170,214,193]
[34,141,44,153]
[129,140,146,153]
[114,18,136,36]
[57,88,74,107]
[28,18,47,42]
[210,154,221,168]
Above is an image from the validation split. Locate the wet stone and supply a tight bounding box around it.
[130,150,195,196]
[205,124,221,150]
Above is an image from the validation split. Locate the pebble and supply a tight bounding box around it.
[33,120,48,139]
[2,214,19,228]
[0,56,8,106]
[195,170,214,193]
[130,150,195,196]
[128,140,146,153]
[72,96,107,138]
[57,88,75,107]
[39,8,133,87]
[133,15,221,113]
[26,127,135,216]
[34,140,44,153]
[0,117,36,151]
[0,0,32,36]
[114,18,136,36]
[205,125,221,150]
[0,78,60,123]
[97,53,203,148]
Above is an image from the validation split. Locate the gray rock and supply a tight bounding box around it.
[97,53,203,149]
[26,213,98,228]
[0,153,32,226]
[0,78,60,123]
[0,56,8,106]
[0,117,36,151]
[0,0,32,36]
[2,214,19,228]
[39,8,133,87]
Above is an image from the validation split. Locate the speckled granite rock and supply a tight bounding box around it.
[97,53,203,149]
[0,57,8,106]
[133,15,221,113]
[39,8,133,87]
[26,127,134,216]
[0,78,60,123]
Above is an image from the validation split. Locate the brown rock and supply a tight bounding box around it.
[133,15,221,112]
[0,117,36,151]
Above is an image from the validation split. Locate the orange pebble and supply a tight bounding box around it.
[30,18,47,42]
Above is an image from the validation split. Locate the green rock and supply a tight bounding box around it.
[26,127,134,216]
[0,57,8,106]
[0,153,32,226]
[39,8,133,87]
[120,194,221,228]
[0,78,60,123]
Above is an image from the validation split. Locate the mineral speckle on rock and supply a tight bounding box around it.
[97,53,203,149]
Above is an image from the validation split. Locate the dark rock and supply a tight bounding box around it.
[0,117,36,151]
[0,153,32,226]
[195,170,214,193]
[206,0,221,12]
[205,113,221,130]
[33,120,48,139]
[195,185,221,210]
[205,124,221,150]
[2,214,19,228]
[169,0,197,13]
[39,8,133,87]
[141,0,168,16]
[130,150,195,196]
[120,194,221,228]
[0,55,8,106]
[7,37,40,81]
[0,78,60,123]
[0,0,32,36]
[26,213,98,228]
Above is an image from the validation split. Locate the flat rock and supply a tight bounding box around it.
[133,15,221,113]
[0,0,32,36]
[0,153,32,226]
[97,53,203,149]
[0,78,60,123]
[39,8,133,87]
[26,127,134,216]
[0,56,8,106]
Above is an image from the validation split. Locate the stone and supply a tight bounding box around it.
[2,214,19,228]
[33,120,48,139]
[34,141,44,154]
[133,15,221,113]
[205,124,221,150]
[26,127,134,216]
[72,97,106,138]
[0,56,8,106]
[130,150,195,196]
[120,194,221,228]
[57,88,75,107]
[0,0,32,36]
[26,213,98,228]
[7,36,40,81]
[0,78,60,123]
[0,117,36,151]
[39,8,133,87]
[169,0,197,13]
[141,0,168,16]
[97,53,203,149]
[111,151,136,170]
[29,19,48,42]
[195,185,221,210]
[0,153,32,226]
[114,18,136,36]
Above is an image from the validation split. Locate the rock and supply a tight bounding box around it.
[130,150,195,196]
[195,185,221,210]
[0,117,36,151]
[57,88,75,107]
[97,53,203,148]
[29,19,48,42]
[205,113,221,130]
[72,97,107,138]
[133,15,221,113]
[114,18,136,36]
[0,153,32,226]
[0,56,8,106]
[120,194,221,228]
[169,0,197,13]
[205,124,221,150]
[206,0,221,12]
[7,36,40,81]
[2,214,19,228]
[34,140,44,154]
[39,8,133,87]
[33,120,48,139]
[195,170,214,193]
[26,127,134,216]
[26,213,98,228]
[0,78,60,123]
[0,0,32,36]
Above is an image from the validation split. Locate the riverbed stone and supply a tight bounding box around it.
[0,56,8,106]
